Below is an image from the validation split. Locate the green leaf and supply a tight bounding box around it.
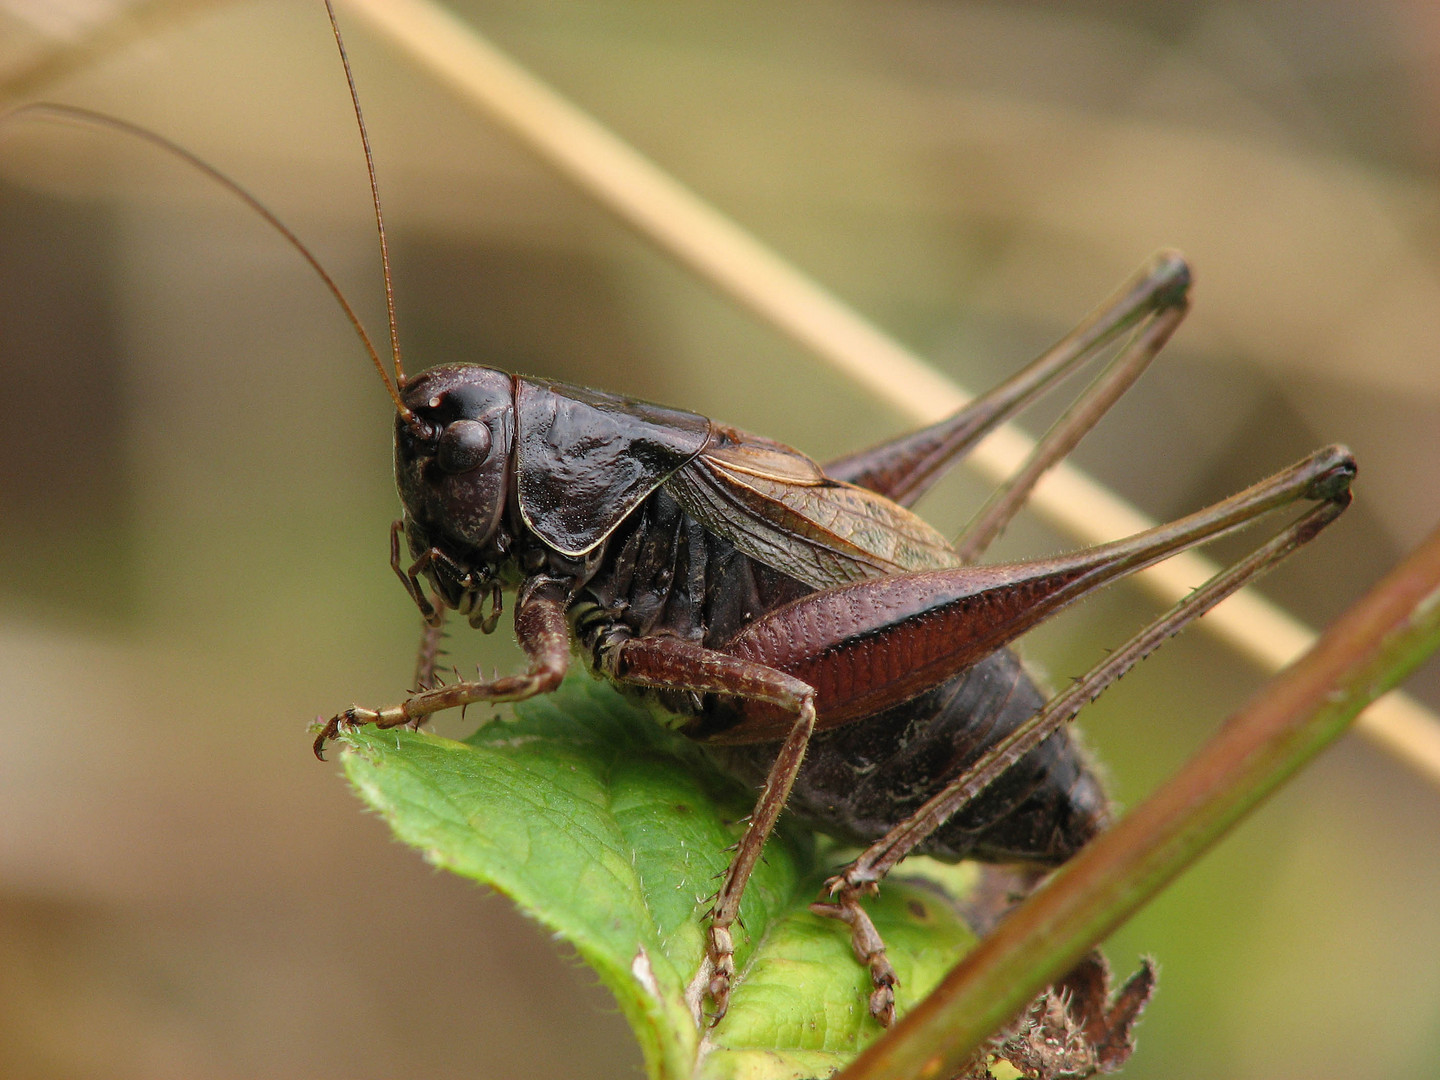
[340,676,978,1080]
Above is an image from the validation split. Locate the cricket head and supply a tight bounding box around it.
[393,364,517,606]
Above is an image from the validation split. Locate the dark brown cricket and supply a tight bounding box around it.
[296,0,1355,1032]
[315,250,1355,1027]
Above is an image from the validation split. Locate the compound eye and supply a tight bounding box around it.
[436,419,493,474]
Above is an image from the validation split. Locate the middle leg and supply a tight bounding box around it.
[600,634,818,1023]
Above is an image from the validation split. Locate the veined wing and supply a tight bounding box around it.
[664,426,961,590]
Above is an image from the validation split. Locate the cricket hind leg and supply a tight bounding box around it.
[706,445,1348,1024]
[824,251,1190,520]
[722,445,1354,742]
[810,477,1352,1025]
[951,298,1186,563]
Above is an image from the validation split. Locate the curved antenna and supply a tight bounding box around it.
[324,0,405,390]
[3,102,416,424]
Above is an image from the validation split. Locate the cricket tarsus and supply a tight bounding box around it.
[811,890,900,1026]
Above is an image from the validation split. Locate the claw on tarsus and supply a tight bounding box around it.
[811,885,899,1026]
[311,706,376,760]
[705,923,736,1025]
[311,714,341,760]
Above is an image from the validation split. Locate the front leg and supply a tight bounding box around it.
[602,635,817,1023]
[313,576,570,759]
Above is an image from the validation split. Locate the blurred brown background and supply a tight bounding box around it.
[1,1,1438,1077]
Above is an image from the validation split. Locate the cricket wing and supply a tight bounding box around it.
[665,426,961,589]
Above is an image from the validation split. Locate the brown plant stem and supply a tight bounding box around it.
[838,522,1440,1080]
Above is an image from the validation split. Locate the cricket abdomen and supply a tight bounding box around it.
[706,648,1109,865]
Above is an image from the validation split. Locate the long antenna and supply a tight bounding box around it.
[324,0,406,390]
[5,102,415,423]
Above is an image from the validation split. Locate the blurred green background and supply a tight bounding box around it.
[1,1,1438,1077]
